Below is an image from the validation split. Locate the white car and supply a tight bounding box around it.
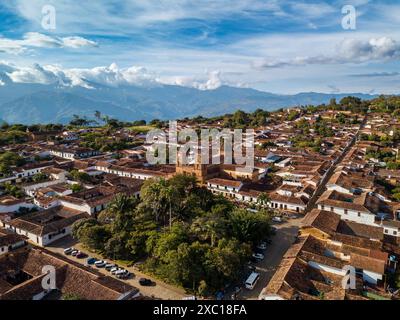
[116,270,131,279]
[245,272,260,290]
[115,269,126,275]
[64,248,74,255]
[111,267,123,275]
[95,260,107,268]
[272,217,283,223]
[252,253,264,261]
[110,267,119,274]
[105,263,116,271]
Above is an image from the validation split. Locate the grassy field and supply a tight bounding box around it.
[127,125,156,134]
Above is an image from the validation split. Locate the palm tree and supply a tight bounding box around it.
[162,185,175,230]
[106,194,138,231]
[108,194,135,213]
[257,193,270,208]
[142,179,170,224]
[191,216,224,247]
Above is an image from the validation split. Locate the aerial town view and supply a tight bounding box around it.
[0,0,399,309]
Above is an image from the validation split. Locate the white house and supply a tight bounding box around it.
[0,196,36,214]
[2,206,88,247]
[0,229,27,255]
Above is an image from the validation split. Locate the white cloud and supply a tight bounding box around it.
[8,63,66,85]
[22,32,61,48]
[7,0,282,29]
[65,63,158,88]
[0,38,26,54]
[163,70,223,90]
[257,37,400,68]
[289,2,336,19]
[0,32,98,54]
[1,61,229,90]
[338,37,400,61]
[61,36,98,48]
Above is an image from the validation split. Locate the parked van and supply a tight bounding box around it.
[245,272,260,290]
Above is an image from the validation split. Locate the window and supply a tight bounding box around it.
[394,231,398,236]
[385,229,389,234]
[357,212,361,217]
[331,207,334,212]
[344,209,348,215]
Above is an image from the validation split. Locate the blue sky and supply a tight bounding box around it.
[0,0,399,94]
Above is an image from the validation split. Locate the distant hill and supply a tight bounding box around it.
[0,78,377,124]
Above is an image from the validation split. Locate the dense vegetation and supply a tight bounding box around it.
[0,152,26,177]
[72,175,272,295]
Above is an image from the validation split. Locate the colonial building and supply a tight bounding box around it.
[2,206,88,246]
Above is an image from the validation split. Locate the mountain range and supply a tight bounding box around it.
[0,74,377,124]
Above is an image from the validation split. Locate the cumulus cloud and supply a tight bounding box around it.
[159,70,230,90]
[0,32,98,54]
[257,37,400,68]
[64,63,158,88]
[0,62,227,90]
[8,63,67,85]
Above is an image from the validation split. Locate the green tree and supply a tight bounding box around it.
[228,208,271,245]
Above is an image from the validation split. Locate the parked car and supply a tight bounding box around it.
[111,267,123,275]
[139,278,153,286]
[95,260,107,268]
[272,216,283,223]
[252,253,264,261]
[71,250,79,257]
[105,264,117,271]
[64,248,74,255]
[117,270,131,279]
[245,272,260,290]
[115,269,126,275]
[76,252,87,259]
[87,257,97,265]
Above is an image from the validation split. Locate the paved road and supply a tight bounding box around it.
[236,217,303,300]
[47,236,189,300]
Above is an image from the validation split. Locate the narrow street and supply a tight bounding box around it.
[237,217,303,300]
